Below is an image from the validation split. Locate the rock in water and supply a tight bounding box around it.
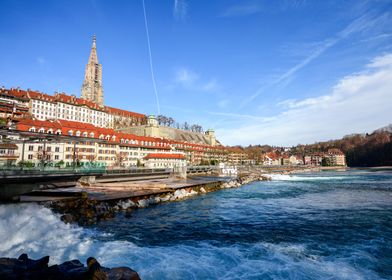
[87,257,108,280]
[107,267,141,280]
[0,254,140,280]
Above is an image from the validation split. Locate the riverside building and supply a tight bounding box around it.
[12,118,230,167]
[0,36,244,167]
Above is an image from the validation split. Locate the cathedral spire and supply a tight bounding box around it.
[81,35,104,106]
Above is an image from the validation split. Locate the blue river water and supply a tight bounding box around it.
[1,170,391,279]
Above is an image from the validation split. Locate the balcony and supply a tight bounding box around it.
[0,153,19,159]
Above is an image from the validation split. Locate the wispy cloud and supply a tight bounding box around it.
[217,53,392,146]
[357,33,392,45]
[239,12,390,109]
[172,67,219,92]
[175,68,198,85]
[220,3,262,17]
[173,0,188,20]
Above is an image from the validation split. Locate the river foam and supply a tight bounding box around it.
[265,173,350,181]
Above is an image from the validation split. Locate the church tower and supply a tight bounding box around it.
[81,35,104,106]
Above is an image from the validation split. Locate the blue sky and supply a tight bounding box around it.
[1,0,392,146]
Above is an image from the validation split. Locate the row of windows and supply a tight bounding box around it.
[26,154,60,160]
[97,156,116,161]
[98,150,116,154]
[29,146,60,152]
[65,147,95,153]
[34,101,109,116]
[0,149,15,154]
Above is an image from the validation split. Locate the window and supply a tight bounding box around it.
[47,147,51,152]
[28,154,33,160]
[68,130,73,136]
[29,127,36,132]
[55,155,59,160]
[28,145,34,151]
[76,131,81,137]
[55,147,60,152]
[82,132,88,137]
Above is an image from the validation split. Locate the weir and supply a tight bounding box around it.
[0,166,217,201]
[0,168,166,201]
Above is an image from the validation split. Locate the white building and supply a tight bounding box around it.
[143,152,186,168]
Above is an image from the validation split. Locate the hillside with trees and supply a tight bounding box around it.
[231,124,392,167]
[290,127,392,167]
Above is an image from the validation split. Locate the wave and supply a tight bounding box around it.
[264,174,350,181]
[0,203,383,280]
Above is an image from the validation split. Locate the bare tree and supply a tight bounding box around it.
[35,147,52,167]
[115,152,127,167]
[168,117,175,127]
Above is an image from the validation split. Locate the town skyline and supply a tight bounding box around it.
[1,0,392,146]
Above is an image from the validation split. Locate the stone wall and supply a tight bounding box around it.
[121,125,216,146]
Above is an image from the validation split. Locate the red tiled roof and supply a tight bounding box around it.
[14,117,226,153]
[144,153,185,160]
[0,88,30,100]
[17,118,63,129]
[265,152,280,160]
[105,106,145,118]
[27,90,55,102]
[55,93,104,110]
[0,143,18,149]
[3,87,146,118]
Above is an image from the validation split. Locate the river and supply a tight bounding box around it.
[1,170,391,279]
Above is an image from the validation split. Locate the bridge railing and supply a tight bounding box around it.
[187,165,219,173]
[104,167,172,175]
[0,166,107,176]
[0,166,173,176]
[0,165,221,177]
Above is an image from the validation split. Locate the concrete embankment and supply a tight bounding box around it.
[46,174,270,225]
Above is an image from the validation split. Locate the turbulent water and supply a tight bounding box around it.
[1,170,392,279]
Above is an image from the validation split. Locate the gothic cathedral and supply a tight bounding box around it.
[81,35,104,106]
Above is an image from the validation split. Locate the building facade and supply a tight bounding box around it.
[144,153,186,168]
[0,87,145,129]
[11,118,235,167]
